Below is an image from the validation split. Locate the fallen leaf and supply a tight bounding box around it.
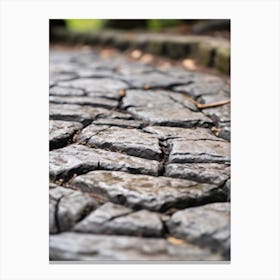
[159,61,171,69]
[119,89,126,97]
[130,49,142,59]
[182,59,197,70]
[141,54,154,64]
[100,49,114,58]
[167,236,186,245]
[211,127,221,136]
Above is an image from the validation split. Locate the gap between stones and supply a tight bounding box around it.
[158,140,170,176]
[54,195,63,233]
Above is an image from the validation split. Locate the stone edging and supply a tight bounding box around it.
[51,29,230,74]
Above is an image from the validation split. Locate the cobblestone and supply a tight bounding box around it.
[122,89,212,127]
[74,202,163,237]
[50,232,223,261]
[165,163,230,185]
[167,202,230,258]
[49,144,160,180]
[49,120,83,149]
[72,170,224,211]
[49,47,230,262]
[80,125,162,160]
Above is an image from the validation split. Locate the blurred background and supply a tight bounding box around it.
[50,19,230,75]
[50,19,230,39]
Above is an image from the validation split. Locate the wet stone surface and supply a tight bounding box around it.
[49,48,230,261]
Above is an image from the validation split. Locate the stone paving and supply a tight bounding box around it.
[49,47,230,262]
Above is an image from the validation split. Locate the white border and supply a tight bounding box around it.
[0,0,279,279]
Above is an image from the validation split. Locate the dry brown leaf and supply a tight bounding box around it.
[167,236,186,245]
[141,54,154,64]
[100,49,114,58]
[182,59,197,70]
[130,49,142,59]
[211,127,221,136]
[159,61,171,69]
[118,89,126,97]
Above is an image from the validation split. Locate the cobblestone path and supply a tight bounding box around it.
[49,47,230,262]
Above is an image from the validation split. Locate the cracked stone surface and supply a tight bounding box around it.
[92,118,143,128]
[165,163,230,185]
[49,198,57,234]
[49,48,230,262]
[50,86,85,96]
[49,144,160,180]
[49,103,110,125]
[79,125,162,160]
[49,95,118,109]
[168,139,230,163]
[72,170,224,211]
[57,78,128,99]
[202,104,230,123]
[121,71,189,88]
[122,90,212,127]
[50,232,223,261]
[172,74,226,98]
[224,179,231,201]
[167,202,230,258]
[49,186,98,233]
[74,202,163,237]
[197,89,230,104]
[50,73,78,85]
[49,120,83,149]
[143,126,224,141]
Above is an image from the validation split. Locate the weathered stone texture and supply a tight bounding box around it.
[50,232,223,261]
[72,170,223,211]
[49,47,231,261]
[167,202,230,258]
[58,78,128,99]
[49,186,98,233]
[49,120,83,149]
[74,202,163,237]
[80,125,162,160]
[165,163,230,185]
[168,139,230,163]
[122,90,212,127]
[49,144,160,181]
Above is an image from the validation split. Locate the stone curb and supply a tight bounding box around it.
[51,29,230,74]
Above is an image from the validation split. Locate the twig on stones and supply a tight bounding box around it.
[195,99,230,109]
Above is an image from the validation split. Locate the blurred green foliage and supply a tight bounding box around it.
[147,19,182,31]
[66,19,104,31]
[65,19,183,31]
